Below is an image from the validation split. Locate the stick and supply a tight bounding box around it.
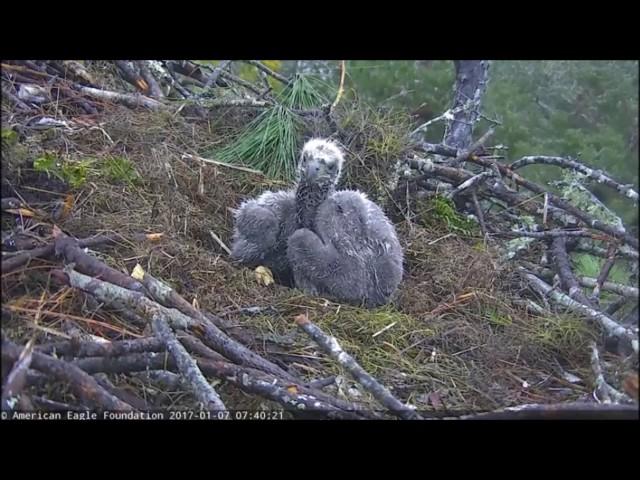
[590,245,617,303]
[550,235,596,308]
[590,342,633,404]
[446,171,493,199]
[209,230,232,256]
[2,338,35,411]
[295,314,422,420]
[468,155,638,250]
[455,402,638,420]
[181,153,265,175]
[471,191,488,238]
[36,337,164,358]
[151,313,227,411]
[510,156,638,204]
[2,338,134,411]
[77,86,166,111]
[244,60,289,85]
[518,268,638,354]
[330,60,346,113]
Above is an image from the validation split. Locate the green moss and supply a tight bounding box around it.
[100,156,139,185]
[419,195,476,235]
[1,128,18,147]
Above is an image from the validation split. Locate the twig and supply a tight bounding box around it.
[510,156,639,204]
[591,245,617,303]
[244,60,289,85]
[518,268,638,354]
[468,155,638,250]
[295,314,422,420]
[209,230,232,256]
[1,231,162,274]
[453,127,495,165]
[181,153,265,176]
[446,171,493,199]
[590,342,633,404]
[494,229,606,240]
[137,61,164,98]
[330,60,346,113]
[1,338,35,411]
[151,313,227,411]
[519,261,638,299]
[2,338,134,411]
[203,60,233,90]
[471,191,487,238]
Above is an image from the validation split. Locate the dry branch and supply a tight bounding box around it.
[510,156,639,203]
[77,86,166,110]
[468,155,638,250]
[36,337,164,358]
[519,268,638,354]
[295,314,422,420]
[1,231,161,274]
[244,60,289,85]
[134,268,297,382]
[456,402,638,420]
[1,338,34,411]
[151,314,227,411]
[54,229,145,293]
[2,338,134,411]
[590,342,633,404]
[551,235,603,311]
[591,245,618,303]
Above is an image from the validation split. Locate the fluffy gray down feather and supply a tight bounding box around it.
[287,190,404,308]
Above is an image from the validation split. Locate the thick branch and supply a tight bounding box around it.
[2,338,134,411]
[151,314,227,411]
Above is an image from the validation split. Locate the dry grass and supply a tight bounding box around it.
[1,96,603,413]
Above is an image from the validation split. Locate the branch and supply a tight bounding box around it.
[244,60,289,85]
[77,86,166,111]
[330,60,346,113]
[2,338,34,411]
[181,153,266,176]
[519,261,638,299]
[518,268,638,354]
[446,171,493,199]
[36,337,164,358]
[590,342,633,404]
[510,156,638,204]
[53,228,145,293]
[2,338,134,411]
[456,402,638,420]
[468,155,638,250]
[151,313,227,411]
[295,314,422,420]
[590,245,617,303]
[550,235,597,308]
[203,60,233,90]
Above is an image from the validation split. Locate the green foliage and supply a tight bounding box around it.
[420,195,476,235]
[572,252,629,285]
[1,128,18,147]
[214,74,331,180]
[101,156,139,185]
[34,153,92,188]
[33,153,139,188]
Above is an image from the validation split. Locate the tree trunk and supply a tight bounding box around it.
[443,60,491,151]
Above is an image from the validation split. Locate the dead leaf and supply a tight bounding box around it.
[427,391,443,410]
[254,266,274,286]
[145,233,164,241]
[192,296,200,310]
[52,225,63,238]
[131,263,145,281]
[286,385,298,395]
